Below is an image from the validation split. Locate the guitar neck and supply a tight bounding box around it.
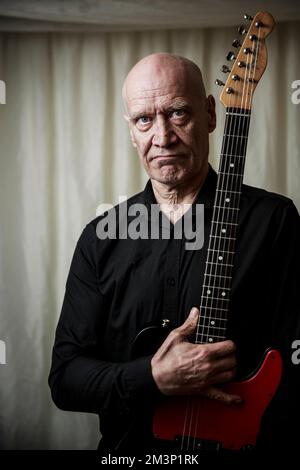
[196,107,251,344]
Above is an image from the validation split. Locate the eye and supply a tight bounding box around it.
[170,109,188,120]
[173,109,185,117]
[137,116,151,125]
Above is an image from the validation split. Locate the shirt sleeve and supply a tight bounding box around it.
[48,224,161,417]
[259,199,300,450]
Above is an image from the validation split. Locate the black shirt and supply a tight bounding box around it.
[49,166,300,452]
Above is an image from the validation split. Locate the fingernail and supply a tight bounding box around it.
[190,308,199,319]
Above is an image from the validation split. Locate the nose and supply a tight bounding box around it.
[152,115,178,147]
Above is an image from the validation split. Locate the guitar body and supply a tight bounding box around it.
[153,348,282,450]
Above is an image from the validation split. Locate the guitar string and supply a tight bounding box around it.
[186,80,237,453]
[185,23,262,451]
[186,86,237,452]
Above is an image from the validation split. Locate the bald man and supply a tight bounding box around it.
[49,53,300,456]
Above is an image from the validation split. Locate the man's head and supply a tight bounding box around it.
[122,52,216,188]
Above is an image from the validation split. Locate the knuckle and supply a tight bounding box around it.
[198,347,210,361]
[227,340,236,351]
[170,329,180,340]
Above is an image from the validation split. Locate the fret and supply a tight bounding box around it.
[205,254,234,262]
[206,241,236,254]
[221,139,248,156]
[210,235,235,240]
[199,306,229,313]
[202,295,230,301]
[212,221,238,225]
[226,112,251,117]
[224,134,248,139]
[203,284,230,290]
[216,189,241,194]
[207,248,235,253]
[197,334,227,340]
[209,233,238,242]
[202,278,232,290]
[224,114,251,134]
[219,157,246,176]
[213,205,240,210]
[196,325,227,331]
[220,153,246,158]
[218,171,243,177]
[210,228,237,237]
[203,274,232,279]
[206,261,233,267]
[198,315,228,321]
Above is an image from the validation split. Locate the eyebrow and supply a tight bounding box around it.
[129,102,191,121]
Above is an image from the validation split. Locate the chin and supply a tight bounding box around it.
[154,168,186,185]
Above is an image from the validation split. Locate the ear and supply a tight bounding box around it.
[207,95,216,133]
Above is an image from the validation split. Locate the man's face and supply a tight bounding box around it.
[124,60,216,186]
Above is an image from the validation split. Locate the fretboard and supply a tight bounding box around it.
[196,107,251,345]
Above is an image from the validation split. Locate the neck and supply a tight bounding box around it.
[151,163,209,207]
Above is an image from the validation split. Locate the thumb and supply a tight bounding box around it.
[177,307,199,336]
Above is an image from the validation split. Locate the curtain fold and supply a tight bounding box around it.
[0,23,299,449]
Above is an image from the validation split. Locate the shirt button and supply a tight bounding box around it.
[167,277,176,286]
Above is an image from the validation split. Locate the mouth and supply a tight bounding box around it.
[151,154,183,162]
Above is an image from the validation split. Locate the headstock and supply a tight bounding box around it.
[215,11,275,109]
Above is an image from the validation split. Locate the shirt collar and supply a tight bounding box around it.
[142,164,217,210]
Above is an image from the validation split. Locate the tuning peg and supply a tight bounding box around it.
[238,24,247,35]
[226,87,234,94]
[243,14,253,21]
[249,34,258,41]
[255,21,263,28]
[226,51,236,61]
[232,39,241,48]
[243,47,252,54]
[231,74,240,81]
[215,79,225,86]
[221,65,230,73]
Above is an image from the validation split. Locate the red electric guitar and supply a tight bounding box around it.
[133,11,282,452]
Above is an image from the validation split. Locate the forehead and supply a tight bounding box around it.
[125,75,198,117]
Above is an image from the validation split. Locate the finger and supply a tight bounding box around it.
[176,307,199,336]
[204,386,243,405]
[209,368,237,385]
[210,355,237,375]
[204,340,236,359]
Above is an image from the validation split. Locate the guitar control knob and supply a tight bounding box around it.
[238,24,247,35]
[215,79,225,86]
[243,14,253,21]
[221,64,230,73]
[232,39,241,48]
[226,51,236,61]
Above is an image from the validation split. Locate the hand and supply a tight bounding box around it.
[151,307,242,404]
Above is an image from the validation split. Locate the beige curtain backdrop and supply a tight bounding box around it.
[0,23,299,449]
